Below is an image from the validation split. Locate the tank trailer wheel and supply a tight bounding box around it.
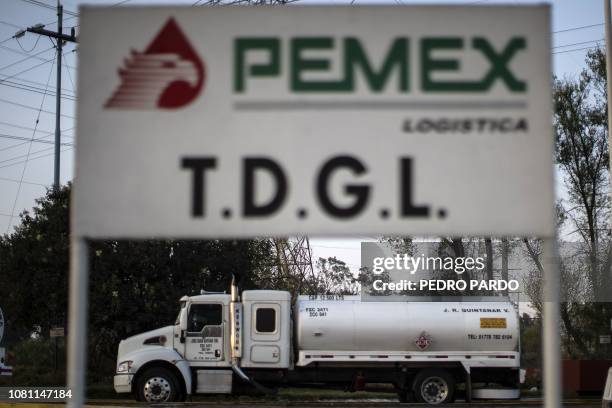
[136,367,181,403]
[413,369,455,405]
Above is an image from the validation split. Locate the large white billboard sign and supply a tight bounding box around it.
[75,6,553,238]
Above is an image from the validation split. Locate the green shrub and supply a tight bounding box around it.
[9,338,66,386]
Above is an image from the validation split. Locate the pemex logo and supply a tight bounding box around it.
[105,18,205,110]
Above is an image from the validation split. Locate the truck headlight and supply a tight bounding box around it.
[117,360,133,373]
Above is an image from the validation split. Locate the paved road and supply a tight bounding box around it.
[0,399,604,407]
[77,398,601,407]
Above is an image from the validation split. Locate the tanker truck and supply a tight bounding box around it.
[114,280,520,404]
[0,307,12,377]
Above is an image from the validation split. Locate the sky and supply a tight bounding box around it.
[0,0,607,276]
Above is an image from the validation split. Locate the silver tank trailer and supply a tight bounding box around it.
[295,297,519,353]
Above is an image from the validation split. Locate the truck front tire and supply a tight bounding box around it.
[413,369,455,405]
[136,367,181,403]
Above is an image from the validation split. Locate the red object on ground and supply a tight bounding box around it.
[563,360,612,393]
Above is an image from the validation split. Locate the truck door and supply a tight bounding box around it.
[184,303,225,362]
[249,303,281,364]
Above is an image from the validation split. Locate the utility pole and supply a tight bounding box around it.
[54,2,62,190]
[18,1,77,190]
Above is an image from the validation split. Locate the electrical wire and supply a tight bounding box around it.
[553,38,605,50]
[0,80,77,101]
[0,146,55,166]
[62,49,75,92]
[553,43,604,55]
[42,0,129,28]
[0,146,73,171]
[0,46,54,73]
[0,21,24,30]
[0,44,77,70]
[0,36,17,46]
[0,120,55,135]
[0,74,74,95]
[15,35,41,53]
[553,22,604,34]
[0,97,75,119]
[0,127,74,154]
[0,56,55,85]
[4,53,55,233]
[0,132,73,146]
[20,0,79,17]
[0,176,47,187]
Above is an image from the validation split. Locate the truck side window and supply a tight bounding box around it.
[255,308,276,333]
[188,304,222,333]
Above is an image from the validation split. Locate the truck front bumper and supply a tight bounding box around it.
[113,373,133,394]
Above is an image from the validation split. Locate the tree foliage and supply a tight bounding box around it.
[0,184,279,379]
[523,48,612,358]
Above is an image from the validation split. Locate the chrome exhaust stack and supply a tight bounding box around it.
[229,274,242,363]
[228,274,275,394]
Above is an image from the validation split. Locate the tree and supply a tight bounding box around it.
[0,185,70,344]
[522,48,612,358]
[314,257,358,295]
[0,184,279,382]
[554,48,611,300]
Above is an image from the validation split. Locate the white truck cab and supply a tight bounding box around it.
[114,288,291,402]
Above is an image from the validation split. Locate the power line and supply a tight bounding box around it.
[5,53,55,233]
[42,14,77,29]
[0,132,73,146]
[0,146,72,170]
[0,56,55,85]
[20,0,78,17]
[42,0,131,27]
[553,38,605,50]
[0,176,47,187]
[553,43,604,55]
[0,97,75,119]
[0,146,54,165]
[0,120,54,134]
[0,21,24,30]
[0,46,54,72]
[0,75,75,95]
[0,80,77,101]
[15,35,41,53]
[0,36,17,46]
[553,22,604,34]
[62,49,75,92]
[0,44,76,70]
[0,127,74,154]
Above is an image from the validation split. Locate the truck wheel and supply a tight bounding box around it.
[136,367,181,403]
[413,369,455,405]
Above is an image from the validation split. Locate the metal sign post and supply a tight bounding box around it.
[542,238,561,408]
[67,237,88,407]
